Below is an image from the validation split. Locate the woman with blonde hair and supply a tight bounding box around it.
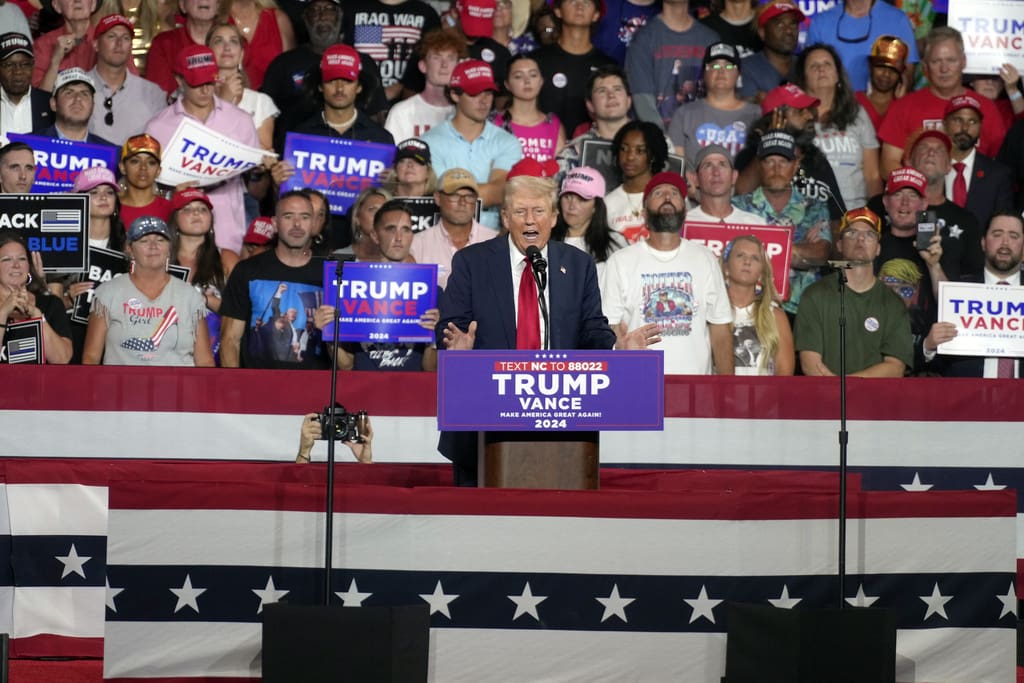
[721,235,794,376]
[347,187,392,261]
[206,21,280,150]
[218,0,295,89]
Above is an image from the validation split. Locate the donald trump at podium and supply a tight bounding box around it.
[438,172,660,485]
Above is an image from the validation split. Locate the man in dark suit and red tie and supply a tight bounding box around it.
[437,172,660,485]
[923,211,1024,378]
[942,94,1014,234]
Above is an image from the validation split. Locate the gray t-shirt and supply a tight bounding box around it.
[667,99,761,169]
[813,107,879,210]
[92,273,207,366]
[625,16,720,128]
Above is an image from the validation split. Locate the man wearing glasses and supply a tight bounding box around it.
[87,15,166,147]
[795,206,913,377]
[806,0,918,93]
[0,32,52,144]
[669,41,759,167]
[411,168,493,289]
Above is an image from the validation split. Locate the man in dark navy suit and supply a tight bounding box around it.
[942,94,1014,235]
[0,33,53,142]
[32,68,115,147]
[923,211,1024,378]
[437,172,660,485]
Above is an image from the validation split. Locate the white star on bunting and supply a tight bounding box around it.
[508,582,547,621]
[768,584,802,609]
[336,578,372,607]
[685,585,723,624]
[105,577,124,612]
[252,576,289,614]
[56,544,91,579]
[997,582,1017,619]
[845,584,879,608]
[900,472,933,491]
[974,473,1006,491]
[419,580,459,619]
[919,582,953,620]
[170,574,206,613]
[596,584,634,623]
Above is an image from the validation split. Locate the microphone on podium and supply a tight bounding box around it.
[525,245,550,350]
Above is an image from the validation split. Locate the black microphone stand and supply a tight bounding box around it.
[532,261,549,351]
[323,255,352,605]
[835,266,849,609]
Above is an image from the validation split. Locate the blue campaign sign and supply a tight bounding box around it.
[438,350,664,431]
[8,134,119,193]
[322,261,438,343]
[280,133,396,216]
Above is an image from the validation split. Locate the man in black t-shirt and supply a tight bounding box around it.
[263,0,387,151]
[531,0,616,137]
[220,191,336,369]
[343,0,441,101]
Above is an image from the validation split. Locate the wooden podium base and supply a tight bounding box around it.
[479,431,599,490]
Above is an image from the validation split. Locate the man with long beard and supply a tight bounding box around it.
[601,170,734,375]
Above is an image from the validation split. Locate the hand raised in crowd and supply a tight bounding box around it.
[924,322,958,353]
[173,180,200,194]
[52,34,78,65]
[311,305,336,330]
[617,322,662,350]
[442,321,477,350]
[218,69,245,104]
[918,232,943,268]
[419,307,440,331]
[999,62,1021,90]
[268,160,296,186]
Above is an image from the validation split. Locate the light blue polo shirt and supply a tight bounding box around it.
[422,117,523,230]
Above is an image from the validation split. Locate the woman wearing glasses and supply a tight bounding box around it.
[796,43,881,210]
[668,43,759,170]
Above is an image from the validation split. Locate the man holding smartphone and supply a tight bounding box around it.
[874,167,950,318]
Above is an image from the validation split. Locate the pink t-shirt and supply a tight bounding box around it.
[493,113,562,162]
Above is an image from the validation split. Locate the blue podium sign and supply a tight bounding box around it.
[438,350,664,431]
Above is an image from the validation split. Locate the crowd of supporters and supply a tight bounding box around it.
[1,0,1023,379]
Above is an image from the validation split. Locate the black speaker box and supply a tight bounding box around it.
[262,604,429,683]
[723,603,896,683]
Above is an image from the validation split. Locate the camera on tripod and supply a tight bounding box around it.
[314,404,368,443]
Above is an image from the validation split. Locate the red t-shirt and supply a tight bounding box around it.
[121,197,173,228]
[146,27,201,95]
[878,87,1007,158]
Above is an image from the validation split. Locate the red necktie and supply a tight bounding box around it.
[997,281,1014,378]
[952,162,968,208]
[516,258,540,350]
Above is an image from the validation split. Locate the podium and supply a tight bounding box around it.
[438,350,665,491]
[479,430,600,489]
